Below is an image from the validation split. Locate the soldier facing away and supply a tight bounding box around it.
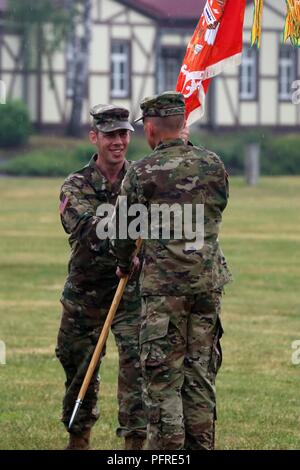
[114,91,232,450]
[55,105,146,450]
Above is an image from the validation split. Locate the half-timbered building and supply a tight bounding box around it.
[0,0,299,129]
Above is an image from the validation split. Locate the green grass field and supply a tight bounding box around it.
[0,176,299,450]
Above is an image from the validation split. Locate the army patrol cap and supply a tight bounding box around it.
[135,91,185,123]
[90,104,134,133]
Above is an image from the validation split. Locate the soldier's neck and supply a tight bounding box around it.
[153,132,181,147]
[95,157,124,183]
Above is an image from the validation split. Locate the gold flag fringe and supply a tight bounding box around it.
[251,0,264,47]
[284,0,300,46]
[251,0,300,47]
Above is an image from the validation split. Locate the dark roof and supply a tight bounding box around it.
[1,0,253,20]
[0,1,203,25]
[116,0,206,21]
[0,0,202,17]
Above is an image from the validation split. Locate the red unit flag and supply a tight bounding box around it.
[176,0,246,126]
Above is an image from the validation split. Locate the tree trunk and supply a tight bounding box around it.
[66,0,77,100]
[66,0,92,137]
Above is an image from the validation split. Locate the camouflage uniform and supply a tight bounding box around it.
[115,92,232,450]
[55,106,146,442]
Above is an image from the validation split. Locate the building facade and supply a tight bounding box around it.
[0,0,299,129]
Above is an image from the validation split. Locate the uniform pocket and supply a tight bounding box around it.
[140,307,170,371]
[213,247,233,289]
[208,316,224,378]
[140,299,170,345]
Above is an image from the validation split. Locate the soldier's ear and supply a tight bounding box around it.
[89,130,98,145]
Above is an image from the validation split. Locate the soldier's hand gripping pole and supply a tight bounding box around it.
[68,238,143,430]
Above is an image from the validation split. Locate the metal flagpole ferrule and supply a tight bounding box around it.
[69,399,82,430]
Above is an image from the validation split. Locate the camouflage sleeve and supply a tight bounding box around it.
[220,162,229,212]
[59,175,109,253]
[113,166,143,271]
[207,151,229,213]
[225,170,229,202]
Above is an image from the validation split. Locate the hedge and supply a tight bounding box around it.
[1,131,299,176]
[0,101,32,147]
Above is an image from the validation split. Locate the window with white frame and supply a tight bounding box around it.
[111,40,131,99]
[239,46,258,101]
[279,45,296,101]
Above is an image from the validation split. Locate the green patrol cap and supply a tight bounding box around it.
[135,91,185,123]
[90,104,134,133]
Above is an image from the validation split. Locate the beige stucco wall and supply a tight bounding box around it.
[100,0,126,21]
[2,72,22,100]
[89,75,109,109]
[244,0,286,30]
[279,102,297,125]
[41,75,65,123]
[133,26,156,73]
[215,77,238,126]
[88,0,156,120]
[161,34,191,47]
[42,50,65,72]
[2,35,20,69]
[218,1,300,127]
[90,25,110,72]
[260,32,278,76]
[260,80,277,125]
[240,102,258,125]
[128,9,155,24]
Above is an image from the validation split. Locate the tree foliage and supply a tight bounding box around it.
[6,0,91,136]
[7,0,74,56]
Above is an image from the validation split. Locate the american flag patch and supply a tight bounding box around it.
[59,196,69,215]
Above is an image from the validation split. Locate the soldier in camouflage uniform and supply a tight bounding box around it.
[55,105,146,450]
[114,92,232,450]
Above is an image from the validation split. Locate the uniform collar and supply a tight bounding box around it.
[154,138,185,152]
[88,154,129,193]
